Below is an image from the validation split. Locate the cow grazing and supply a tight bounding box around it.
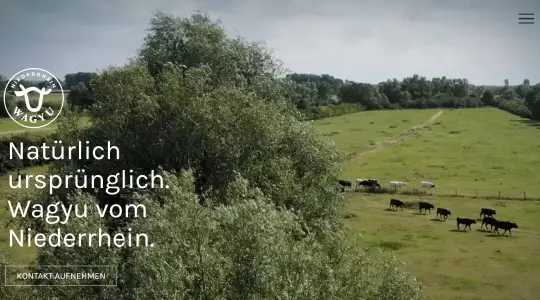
[389,198,404,210]
[480,216,498,231]
[493,221,518,236]
[357,179,381,189]
[418,201,435,213]
[390,181,407,188]
[436,208,451,219]
[356,178,368,186]
[338,179,352,192]
[456,217,476,231]
[479,208,496,219]
[338,179,352,188]
[420,181,436,189]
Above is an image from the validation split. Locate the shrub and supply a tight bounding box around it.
[497,99,532,119]
[0,132,57,174]
[25,172,425,300]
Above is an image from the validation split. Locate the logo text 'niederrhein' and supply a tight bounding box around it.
[3,68,65,129]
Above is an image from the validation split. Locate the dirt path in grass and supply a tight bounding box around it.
[346,110,444,161]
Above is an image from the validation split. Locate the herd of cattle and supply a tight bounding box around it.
[338,178,519,235]
[388,198,519,235]
[338,178,436,192]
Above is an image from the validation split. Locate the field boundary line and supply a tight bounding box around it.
[343,190,540,202]
[345,110,444,162]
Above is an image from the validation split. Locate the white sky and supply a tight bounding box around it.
[1,0,539,85]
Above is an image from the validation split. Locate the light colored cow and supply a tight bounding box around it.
[420,181,436,189]
[390,181,407,188]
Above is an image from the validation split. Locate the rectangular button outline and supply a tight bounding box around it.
[4,265,118,287]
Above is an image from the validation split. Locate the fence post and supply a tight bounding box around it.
[475,189,478,198]
[524,192,526,200]
[498,191,501,199]
[455,188,457,196]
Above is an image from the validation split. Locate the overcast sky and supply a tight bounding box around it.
[1,0,539,85]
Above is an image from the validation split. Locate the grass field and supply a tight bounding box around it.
[31,92,64,104]
[0,116,90,137]
[313,109,439,157]
[315,107,540,300]
[344,193,540,300]
[0,118,60,136]
[1,92,67,136]
[326,108,540,199]
[5,92,64,106]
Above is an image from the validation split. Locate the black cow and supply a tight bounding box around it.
[338,179,352,187]
[479,208,496,219]
[493,220,518,236]
[436,208,451,219]
[480,216,498,231]
[358,179,381,189]
[456,217,476,231]
[418,201,435,214]
[389,198,404,211]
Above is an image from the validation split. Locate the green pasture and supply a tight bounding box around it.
[30,92,64,104]
[1,92,67,135]
[319,107,540,300]
[313,109,439,156]
[0,118,60,136]
[0,117,90,138]
[5,91,64,105]
[343,193,540,300]
[333,108,540,199]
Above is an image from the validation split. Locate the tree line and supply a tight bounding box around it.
[0,72,95,91]
[2,66,539,122]
[285,73,540,121]
[0,72,96,117]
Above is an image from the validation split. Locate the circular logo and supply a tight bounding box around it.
[3,68,65,129]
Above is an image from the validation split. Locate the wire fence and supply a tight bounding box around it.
[349,186,539,201]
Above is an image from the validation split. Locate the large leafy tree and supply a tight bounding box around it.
[11,11,424,300]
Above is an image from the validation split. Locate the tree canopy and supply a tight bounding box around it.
[7,11,425,300]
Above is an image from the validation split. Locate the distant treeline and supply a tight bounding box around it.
[1,71,539,121]
[0,71,95,111]
[0,72,95,90]
[285,74,540,121]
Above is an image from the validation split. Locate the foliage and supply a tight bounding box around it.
[301,103,365,120]
[284,72,536,121]
[64,72,96,89]
[525,84,540,120]
[0,75,7,90]
[23,172,424,300]
[0,253,27,300]
[481,90,496,106]
[67,82,95,109]
[0,93,15,118]
[138,11,284,91]
[12,11,426,299]
[0,133,57,174]
[497,99,532,119]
